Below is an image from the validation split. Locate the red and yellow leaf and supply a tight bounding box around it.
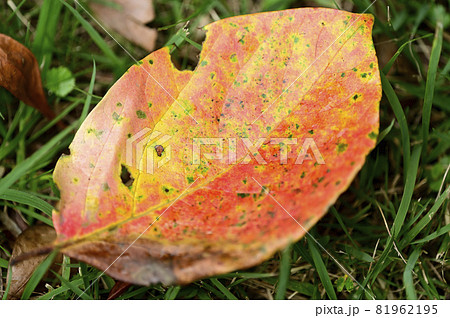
[53,8,381,285]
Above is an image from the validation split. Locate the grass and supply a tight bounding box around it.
[0,0,449,299]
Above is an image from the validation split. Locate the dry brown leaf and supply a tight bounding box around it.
[6,225,59,299]
[90,0,157,52]
[0,34,56,121]
[108,0,155,24]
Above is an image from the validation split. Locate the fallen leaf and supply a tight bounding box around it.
[53,8,381,285]
[7,225,58,299]
[90,0,157,52]
[0,34,57,121]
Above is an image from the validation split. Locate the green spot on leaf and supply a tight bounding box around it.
[112,112,121,122]
[136,110,147,119]
[337,143,348,153]
[368,131,378,139]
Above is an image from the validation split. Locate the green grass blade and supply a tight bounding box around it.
[31,0,63,72]
[275,243,293,300]
[400,186,450,246]
[380,72,411,177]
[0,112,41,161]
[376,119,395,146]
[21,250,59,299]
[116,287,149,300]
[392,145,422,238]
[28,100,81,144]
[178,32,202,50]
[79,61,97,124]
[412,224,450,244]
[344,245,374,263]
[417,264,440,299]
[52,270,94,300]
[307,238,337,300]
[198,281,226,299]
[382,34,432,74]
[368,236,395,286]
[164,286,181,300]
[215,272,277,279]
[3,202,53,226]
[330,207,357,246]
[421,17,444,160]
[0,258,8,268]
[0,189,53,215]
[0,123,76,196]
[360,150,425,294]
[294,241,314,265]
[157,0,217,31]
[6,0,27,22]
[2,103,24,143]
[60,0,121,66]
[2,265,13,300]
[37,278,84,300]
[262,276,315,297]
[210,278,238,300]
[403,248,421,300]
[79,262,90,291]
